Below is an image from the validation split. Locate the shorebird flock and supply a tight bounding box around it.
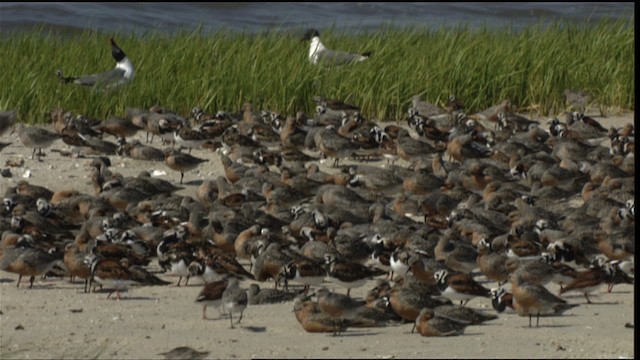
[0,33,635,338]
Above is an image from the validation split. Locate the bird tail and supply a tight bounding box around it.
[361,51,373,58]
[56,69,77,84]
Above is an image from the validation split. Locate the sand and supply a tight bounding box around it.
[0,110,635,359]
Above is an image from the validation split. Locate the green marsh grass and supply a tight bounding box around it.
[0,21,634,123]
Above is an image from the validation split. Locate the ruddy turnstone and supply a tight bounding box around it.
[88,256,139,300]
[324,253,386,296]
[559,263,609,303]
[280,258,327,294]
[490,287,515,314]
[195,277,229,320]
[434,269,491,306]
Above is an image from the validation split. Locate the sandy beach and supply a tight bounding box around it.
[0,110,635,359]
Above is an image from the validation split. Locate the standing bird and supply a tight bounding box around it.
[57,38,134,88]
[195,277,229,320]
[0,237,63,288]
[510,274,578,327]
[302,29,372,66]
[434,269,491,306]
[12,123,61,160]
[88,256,139,300]
[163,148,208,184]
[221,277,248,328]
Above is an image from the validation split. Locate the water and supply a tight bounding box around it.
[0,2,634,36]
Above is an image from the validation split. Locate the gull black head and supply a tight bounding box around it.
[110,38,127,62]
[302,28,320,41]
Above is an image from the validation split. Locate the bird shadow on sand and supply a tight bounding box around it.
[0,278,16,284]
[20,283,68,290]
[519,324,574,329]
[98,296,157,301]
[607,290,632,295]
[582,301,620,305]
[242,326,267,333]
[459,331,485,336]
[330,331,382,337]
[122,295,157,301]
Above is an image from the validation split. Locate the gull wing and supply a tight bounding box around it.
[74,68,126,87]
[316,48,368,66]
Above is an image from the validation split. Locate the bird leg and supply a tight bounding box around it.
[202,305,208,320]
[29,276,35,289]
[229,312,234,329]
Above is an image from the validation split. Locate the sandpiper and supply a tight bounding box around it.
[313,286,363,336]
[510,273,579,327]
[414,308,471,337]
[12,123,61,160]
[221,277,249,328]
[163,148,208,184]
[0,236,63,288]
